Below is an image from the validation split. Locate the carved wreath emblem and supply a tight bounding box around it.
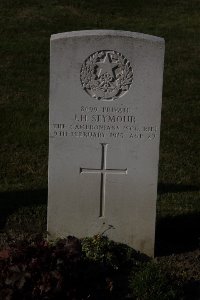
[80,50,133,101]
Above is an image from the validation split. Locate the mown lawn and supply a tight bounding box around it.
[0,0,199,253]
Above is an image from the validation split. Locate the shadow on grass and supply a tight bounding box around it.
[158,183,200,194]
[155,213,200,256]
[0,189,47,230]
[156,183,200,256]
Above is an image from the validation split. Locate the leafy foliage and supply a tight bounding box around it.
[0,236,126,299]
[0,235,184,300]
[82,235,149,270]
[0,236,112,299]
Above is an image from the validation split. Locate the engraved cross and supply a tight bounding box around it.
[80,143,127,218]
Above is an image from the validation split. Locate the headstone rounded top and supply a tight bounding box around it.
[51,30,165,44]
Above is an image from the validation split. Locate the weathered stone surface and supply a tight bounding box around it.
[48,30,165,256]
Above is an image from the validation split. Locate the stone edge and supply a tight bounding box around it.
[51,30,165,44]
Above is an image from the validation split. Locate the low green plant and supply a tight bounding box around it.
[82,235,148,270]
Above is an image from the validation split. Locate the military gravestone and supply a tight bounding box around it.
[48,30,165,256]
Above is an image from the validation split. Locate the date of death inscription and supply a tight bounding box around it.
[51,106,158,141]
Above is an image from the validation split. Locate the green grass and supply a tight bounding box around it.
[0,0,199,243]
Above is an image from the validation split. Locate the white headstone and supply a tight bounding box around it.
[48,30,165,257]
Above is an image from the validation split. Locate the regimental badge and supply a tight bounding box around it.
[80,50,133,101]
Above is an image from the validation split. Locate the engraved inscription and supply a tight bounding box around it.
[52,106,158,141]
[80,143,127,217]
[80,50,133,101]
